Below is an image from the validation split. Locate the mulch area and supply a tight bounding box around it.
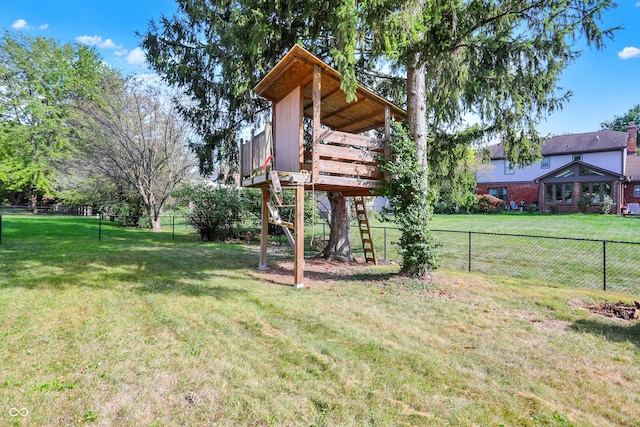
[586,301,640,321]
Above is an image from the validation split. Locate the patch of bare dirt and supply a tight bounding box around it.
[252,258,383,287]
[585,301,640,321]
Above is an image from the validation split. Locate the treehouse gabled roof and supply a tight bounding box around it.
[253,44,406,134]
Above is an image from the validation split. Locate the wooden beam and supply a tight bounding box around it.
[316,144,380,164]
[312,64,321,183]
[259,187,269,270]
[254,58,300,101]
[302,86,343,111]
[318,159,383,180]
[320,97,367,122]
[318,129,383,150]
[294,185,305,287]
[315,174,384,189]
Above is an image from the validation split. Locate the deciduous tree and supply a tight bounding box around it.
[77,75,196,231]
[601,104,640,134]
[0,31,103,211]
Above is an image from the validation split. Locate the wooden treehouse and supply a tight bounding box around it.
[241,45,406,287]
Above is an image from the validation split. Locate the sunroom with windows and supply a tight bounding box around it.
[535,160,626,214]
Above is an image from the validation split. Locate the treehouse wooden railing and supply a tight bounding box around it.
[310,129,385,189]
[241,125,272,179]
[242,126,386,192]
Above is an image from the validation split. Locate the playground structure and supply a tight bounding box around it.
[241,45,406,287]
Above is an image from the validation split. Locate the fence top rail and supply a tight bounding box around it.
[368,225,640,246]
[428,228,640,246]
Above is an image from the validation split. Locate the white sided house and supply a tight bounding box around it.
[476,122,640,214]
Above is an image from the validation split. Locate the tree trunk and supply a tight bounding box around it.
[148,205,162,232]
[407,61,427,167]
[28,183,38,213]
[407,60,429,220]
[320,192,355,262]
[150,216,162,232]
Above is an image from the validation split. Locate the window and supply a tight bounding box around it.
[579,165,604,176]
[573,154,582,161]
[563,183,573,203]
[546,183,573,203]
[634,185,640,198]
[581,181,612,204]
[489,187,508,202]
[504,162,515,175]
[541,156,550,169]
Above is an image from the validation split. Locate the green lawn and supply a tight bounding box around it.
[310,213,640,295]
[1,215,639,426]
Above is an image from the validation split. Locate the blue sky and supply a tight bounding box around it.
[1,0,639,136]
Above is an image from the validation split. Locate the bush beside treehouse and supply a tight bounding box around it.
[173,183,247,241]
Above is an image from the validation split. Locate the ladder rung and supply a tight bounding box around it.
[268,219,293,229]
[269,170,282,193]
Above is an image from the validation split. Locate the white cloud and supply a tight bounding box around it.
[636,2,640,7]
[101,38,120,49]
[618,46,640,60]
[39,24,49,30]
[76,35,102,46]
[12,19,29,30]
[126,47,147,66]
[75,35,122,49]
[114,49,128,57]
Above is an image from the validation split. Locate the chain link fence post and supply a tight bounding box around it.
[383,227,387,261]
[468,231,472,272]
[603,240,607,291]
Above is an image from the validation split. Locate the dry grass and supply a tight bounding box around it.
[0,216,639,426]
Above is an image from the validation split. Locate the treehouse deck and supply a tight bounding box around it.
[241,128,387,196]
[242,45,406,286]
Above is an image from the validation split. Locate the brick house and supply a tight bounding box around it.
[476,122,639,214]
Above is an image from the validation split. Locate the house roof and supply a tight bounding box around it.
[534,160,626,183]
[253,44,406,134]
[626,154,640,182]
[488,130,629,159]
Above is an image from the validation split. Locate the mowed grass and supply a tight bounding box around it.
[1,215,639,426]
[320,213,640,295]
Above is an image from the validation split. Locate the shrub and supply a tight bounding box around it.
[548,203,559,214]
[173,183,245,241]
[476,194,505,213]
[433,201,450,214]
[577,193,595,214]
[600,195,613,214]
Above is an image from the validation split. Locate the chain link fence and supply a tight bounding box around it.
[1,211,638,295]
[363,226,640,296]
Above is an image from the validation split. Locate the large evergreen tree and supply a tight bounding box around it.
[143,0,617,274]
[0,31,103,211]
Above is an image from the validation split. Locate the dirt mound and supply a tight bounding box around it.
[586,301,640,321]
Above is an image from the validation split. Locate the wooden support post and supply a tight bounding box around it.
[293,185,305,288]
[259,186,269,270]
[312,64,321,183]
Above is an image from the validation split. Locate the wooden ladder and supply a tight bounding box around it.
[266,171,295,249]
[353,196,377,265]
